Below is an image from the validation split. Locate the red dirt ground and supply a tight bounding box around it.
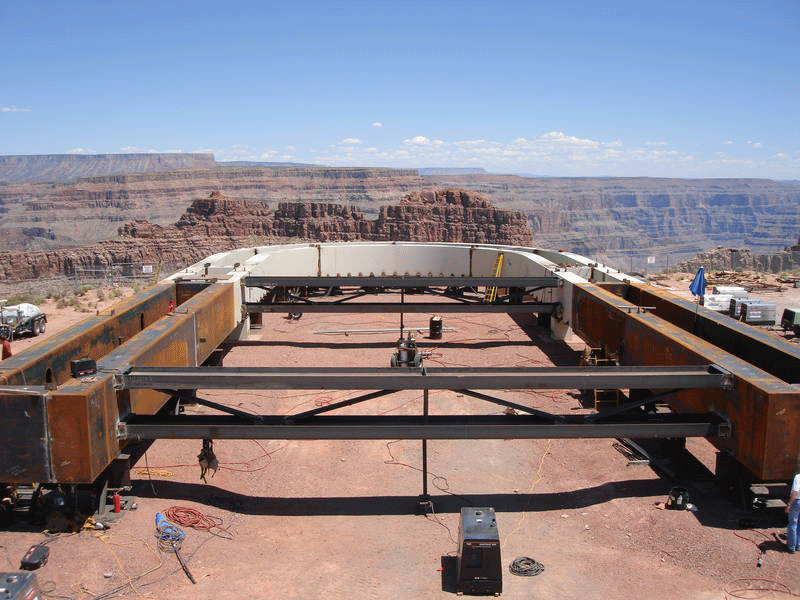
[2,286,800,599]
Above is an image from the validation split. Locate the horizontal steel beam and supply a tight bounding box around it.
[245,276,559,288]
[119,413,724,440]
[120,365,732,391]
[245,302,556,314]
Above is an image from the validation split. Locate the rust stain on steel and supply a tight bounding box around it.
[47,377,119,483]
[572,283,800,480]
[625,282,800,384]
[98,282,235,414]
[0,389,51,483]
[0,283,176,388]
[8,282,239,484]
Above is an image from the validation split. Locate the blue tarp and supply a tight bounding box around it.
[689,266,706,297]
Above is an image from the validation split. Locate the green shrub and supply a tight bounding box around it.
[3,293,44,306]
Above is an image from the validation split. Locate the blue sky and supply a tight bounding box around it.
[1,1,798,178]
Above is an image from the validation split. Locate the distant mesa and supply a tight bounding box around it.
[0,153,216,182]
[220,161,320,168]
[417,168,487,176]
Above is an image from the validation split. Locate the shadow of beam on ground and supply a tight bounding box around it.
[509,314,583,367]
[134,478,670,516]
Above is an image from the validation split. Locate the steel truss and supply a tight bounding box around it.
[119,365,733,392]
[243,275,560,313]
[117,364,732,442]
[120,413,726,441]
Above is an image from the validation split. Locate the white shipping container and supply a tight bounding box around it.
[701,294,734,312]
[713,286,748,297]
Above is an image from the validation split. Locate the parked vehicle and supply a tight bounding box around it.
[781,308,800,336]
[0,302,47,341]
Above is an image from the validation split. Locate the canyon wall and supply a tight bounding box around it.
[677,240,800,274]
[1,155,799,273]
[427,175,800,270]
[1,189,531,281]
[0,166,423,249]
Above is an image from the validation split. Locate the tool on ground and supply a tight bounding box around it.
[155,511,196,584]
[19,544,49,570]
[83,516,109,530]
[197,438,218,483]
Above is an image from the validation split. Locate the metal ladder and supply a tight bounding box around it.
[484,253,504,303]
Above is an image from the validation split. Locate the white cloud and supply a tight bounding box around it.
[404,135,432,145]
[313,129,799,177]
[723,140,734,145]
[0,106,31,112]
[751,142,763,149]
[339,138,362,145]
[119,146,159,153]
[772,152,788,159]
[67,148,94,154]
[371,122,383,127]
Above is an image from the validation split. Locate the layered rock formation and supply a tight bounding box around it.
[1,189,531,281]
[2,154,800,273]
[0,153,216,183]
[677,239,800,274]
[428,175,800,269]
[0,165,423,249]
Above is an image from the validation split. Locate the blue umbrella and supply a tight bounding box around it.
[689,266,706,297]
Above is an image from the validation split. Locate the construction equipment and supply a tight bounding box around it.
[781,308,800,336]
[1,241,800,522]
[457,507,502,596]
[0,302,47,340]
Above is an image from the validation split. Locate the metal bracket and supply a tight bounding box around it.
[708,364,735,390]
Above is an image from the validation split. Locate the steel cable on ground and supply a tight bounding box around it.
[509,556,545,577]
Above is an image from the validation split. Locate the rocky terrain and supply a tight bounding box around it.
[1,154,799,272]
[428,175,800,269]
[676,238,800,273]
[0,189,531,282]
[0,165,423,249]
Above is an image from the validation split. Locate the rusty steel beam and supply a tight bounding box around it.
[120,365,731,392]
[623,282,800,385]
[0,282,176,388]
[0,282,242,484]
[570,282,800,481]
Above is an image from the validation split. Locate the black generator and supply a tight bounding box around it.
[456,507,502,595]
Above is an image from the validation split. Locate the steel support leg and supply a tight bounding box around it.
[417,389,433,515]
